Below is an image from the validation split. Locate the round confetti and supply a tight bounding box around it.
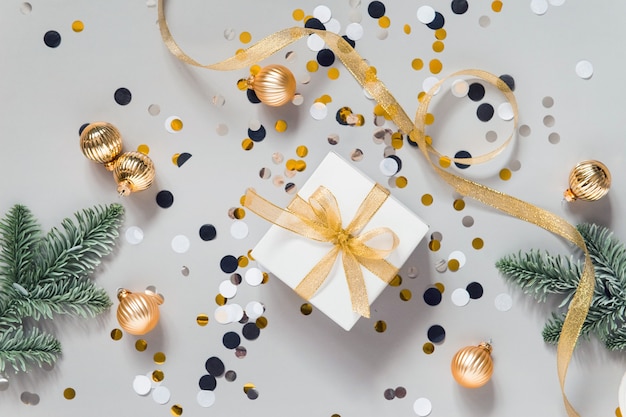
[313,5,332,23]
[245,301,265,320]
[451,288,470,306]
[451,0,469,14]
[417,6,436,24]
[467,83,485,101]
[448,250,467,267]
[423,342,435,354]
[114,88,132,106]
[575,60,594,79]
[346,22,364,40]
[197,390,216,407]
[156,190,174,208]
[423,287,442,306]
[205,357,225,377]
[495,293,513,311]
[214,306,233,324]
[245,268,264,286]
[454,150,471,169]
[165,116,183,133]
[223,331,241,349]
[427,324,446,343]
[497,102,514,121]
[171,405,183,416]
[230,221,249,240]
[499,74,516,91]
[395,387,407,398]
[152,386,171,405]
[154,352,166,364]
[384,388,395,400]
[44,30,61,48]
[199,224,217,241]
[248,125,266,142]
[171,235,190,254]
[220,255,239,273]
[219,280,238,298]
[476,103,495,122]
[317,49,335,67]
[451,79,469,97]
[125,226,144,245]
[307,34,325,52]
[110,328,123,340]
[326,18,341,33]
[413,397,433,416]
[530,0,549,15]
[427,12,445,30]
[133,375,152,396]
[379,156,401,176]
[305,17,326,30]
[467,282,484,299]
[199,374,217,391]
[242,322,261,340]
[310,102,328,120]
[72,20,85,32]
[63,388,76,400]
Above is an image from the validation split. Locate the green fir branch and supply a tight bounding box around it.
[0,327,61,373]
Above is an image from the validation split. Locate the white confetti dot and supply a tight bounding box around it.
[171,235,190,253]
[451,288,470,307]
[245,267,264,286]
[530,0,549,15]
[214,305,232,324]
[292,94,304,106]
[345,22,364,40]
[229,303,244,322]
[219,280,238,299]
[133,375,152,396]
[575,60,594,79]
[451,79,469,98]
[313,5,332,23]
[245,301,265,320]
[310,102,328,120]
[152,386,171,405]
[248,119,261,131]
[494,293,513,311]
[417,6,436,24]
[325,18,341,34]
[307,33,325,51]
[413,397,433,416]
[230,221,249,239]
[422,76,441,95]
[125,226,144,245]
[197,390,216,407]
[497,102,514,121]
[379,157,400,176]
[448,250,466,268]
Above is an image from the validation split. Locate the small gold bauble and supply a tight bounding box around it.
[112,151,156,196]
[564,160,611,202]
[248,64,296,107]
[79,122,123,168]
[116,288,163,335]
[451,342,494,388]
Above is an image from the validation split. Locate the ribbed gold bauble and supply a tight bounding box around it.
[564,160,611,202]
[112,151,156,196]
[451,342,494,388]
[116,289,163,335]
[248,64,296,107]
[79,122,123,168]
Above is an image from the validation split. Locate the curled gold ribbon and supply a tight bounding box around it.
[244,184,399,318]
[158,2,594,415]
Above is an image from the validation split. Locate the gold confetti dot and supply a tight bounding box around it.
[374,320,387,333]
[439,156,451,168]
[318,94,333,104]
[429,59,443,74]
[403,24,411,34]
[239,31,252,43]
[395,176,408,188]
[286,159,297,171]
[418,91,426,102]
[617,407,622,417]
[241,138,254,151]
[421,194,434,206]
[453,199,465,211]
[328,68,340,80]
[154,352,166,364]
[391,132,403,149]
[196,314,209,326]
[256,316,268,329]
[171,153,180,165]
[238,256,249,267]
[296,145,308,157]
[448,259,460,272]
[249,65,261,75]
[435,28,447,40]
[71,20,84,32]
[292,8,305,20]
[63,388,76,400]
[215,294,226,306]
[295,160,307,172]
[170,118,183,131]
[373,104,386,117]
[472,238,484,250]
[434,282,445,293]
[492,0,503,12]
[399,289,412,301]
[425,135,433,145]
[275,120,288,132]
[300,303,313,315]
[247,249,255,261]
[389,275,402,287]
[411,58,424,71]
[423,342,435,354]
[137,144,149,154]
[233,207,245,219]
[378,16,391,28]
[424,113,435,125]
[306,60,319,72]
[499,168,512,180]
[429,240,441,251]
[262,272,269,284]
[110,328,123,341]
[152,370,165,382]
[432,40,444,53]
[243,382,256,393]
[170,404,183,416]
[237,78,248,90]
[135,339,148,352]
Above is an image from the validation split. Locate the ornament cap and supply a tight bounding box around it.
[117,180,133,197]
[117,288,132,301]
[478,341,493,354]
[563,188,577,202]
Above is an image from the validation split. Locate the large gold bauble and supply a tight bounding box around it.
[112,151,156,196]
[116,289,163,335]
[451,342,494,388]
[79,122,123,168]
[564,160,611,202]
[248,64,296,107]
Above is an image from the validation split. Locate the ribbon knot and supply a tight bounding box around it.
[244,184,399,318]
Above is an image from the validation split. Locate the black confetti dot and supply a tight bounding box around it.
[451,0,469,14]
[467,83,485,101]
[395,386,407,398]
[242,323,260,341]
[454,150,471,169]
[466,282,484,299]
[423,288,442,306]
[44,30,61,48]
[205,356,225,376]
[304,17,326,30]
[220,255,238,273]
[199,224,217,241]
[368,1,386,18]
[114,88,132,106]
[407,135,419,147]
[499,74,515,91]
[426,12,445,30]
[247,389,259,400]
[476,103,495,122]
[342,35,356,49]
[198,374,217,391]
[156,190,174,208]
[427,324,446,343]
[176,152,192,167]
[247,89,261,104]
[248,125,266,142]
[317,49,335,67]
[78,123,90,136]
[387,155,403,172]
[222,331,241,349]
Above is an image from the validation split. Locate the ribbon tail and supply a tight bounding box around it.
[295,246,341,302]
[356,257,398,286]
[342,251,371,318]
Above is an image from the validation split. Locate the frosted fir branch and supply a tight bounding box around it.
[0,327,60,373]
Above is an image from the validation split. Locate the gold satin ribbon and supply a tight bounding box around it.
[157,2,594,415]
[244,184,399,318]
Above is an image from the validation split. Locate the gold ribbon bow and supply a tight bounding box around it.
[244,184,399,318]
[157,2,594,415]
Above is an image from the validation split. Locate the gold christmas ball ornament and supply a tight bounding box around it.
[451,342,494,388]
[116,288,164,335]
[564,160,611,202]
[113,151,156,196]
[79,122,123,168]
[247,64,297,107]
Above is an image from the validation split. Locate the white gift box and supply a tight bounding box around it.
[251,152,429,330]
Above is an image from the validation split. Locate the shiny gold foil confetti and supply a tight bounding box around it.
[135,339,148,352]
[137,144,150,154]
[374,320,387,333]
[241,138,254,150]
[300,303,313,315]
[399,289,412,301]
[472,238,485,249]
[261,272,269,284]
[71,20,84,32]
[63,388,76,400]
[389,275,402,287]
[292,9,305,20]
[453,199,465,211]
[499,168,512,180]
[256,316,268,329]
[428,240,441,251]
[154,352,166,364]
[243,382,255,393]
[275,120,288,132]
[421,194,434,206]
[196,314,209,326]
[423,342,435,354]
[152,370,165,382]
[435,28,447,39]
[170,404,183,416]
[110,328,123,340]
[448,259,460,272]
[238,256,249,267]
[215,294,226,306]
[395,176,408,188]
[434,282,445,293]
[296,145,308,157]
